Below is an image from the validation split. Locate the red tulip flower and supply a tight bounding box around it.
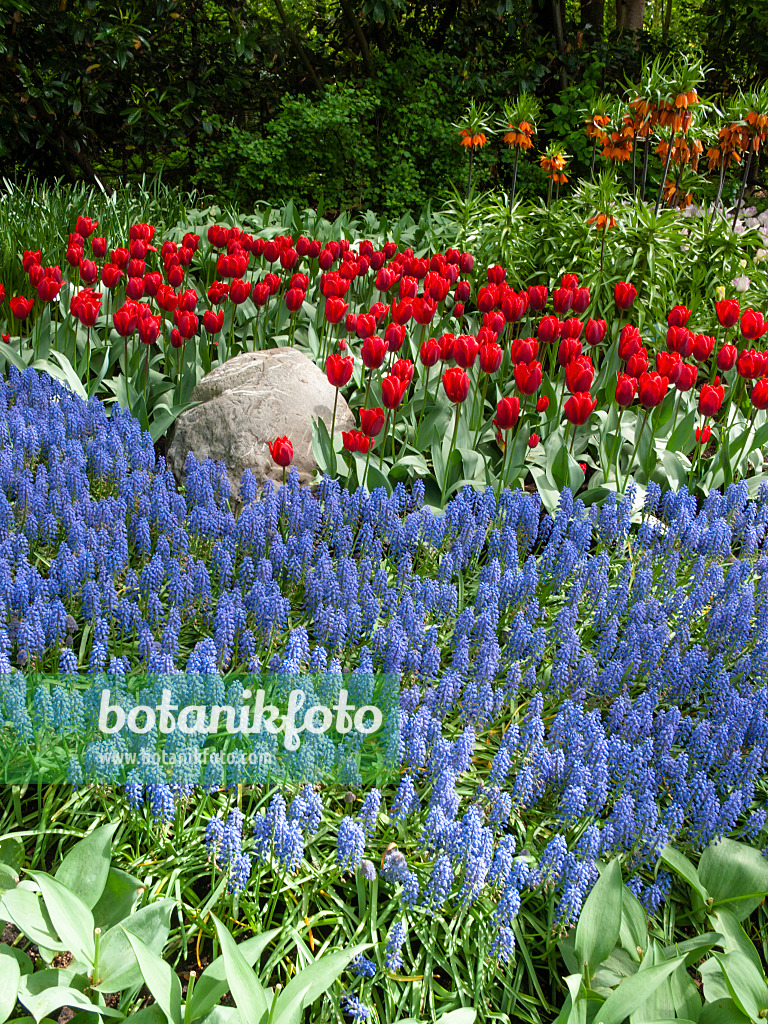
[454,335,480,369]
[37,277,61,302]
[502,292,527,322]
[361,335,388,370]
[514,360,543,395]
[360,407,386,437]
[561,273,579,289]
[442,367,471,404]
[585,318,607,347]
[75,215,98,238]
[656,350,682,385]
[537,315,562,345]
[564,392,597,425]
[113,305,139,337]
[10,296,34,321]
[494,395,520,431]
[355,314,377,340]
[476,286,499,313]
[326,353,354,388]
[618,324,642,361]
[557,337,582,367]
[66,244,84,268]
[79,258,99,285]
[125,277,145,301]
[638,371,669,407]
[392,358,414,385]
[177,288,197,313]
[527,285,548,311]
[479,341,503,374]
[91,236,107,258]
[692,334,715,362]
[552,287,574,315]
[626,348,649,378]
[174,311,198,339]
[615,373,637,407]
[420,336,441,366]
[698,383,724,417]
[382,374,409,409]
[695,425,711,444]
[572,286,590,314]
[716,299,740,328]
[560,317,583,341]
[751,379,768,409]
[536,396,549,412]
[269,436,294,467]
[156,285,178,312]
[138,314,162,346]
[343,430,374,454]
[737,349,766,379]
[716,344,738,371]
[0,284,4,305]
[203,310,225,334]
[614,281,637,310]
[740,309,767,341]
[208,281,229,305]
[666,326,693,357]
[565,355,594,393]
[229,279,251,304]
[101,263,123,290]
[390,298,412,325]
[284,287,305,312]
[511,337,538,364]
[667,305,691,328]
[411,296,437,325]
[528,433,540,449]
[455,280,472,303]
[675,363,698,392]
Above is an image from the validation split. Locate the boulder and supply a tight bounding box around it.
[166,347,355,494]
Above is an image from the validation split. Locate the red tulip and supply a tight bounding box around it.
[537,315,562,345]
[207,281,229,305]
[564,392,597,425]
[656,350,682,385]
[326,353,354,388]
[382,374,408,408]
[572,286,590,314]
[101,263,123,290]
[751,379,768,409]
[155,285,177,313]
[476,286,498,313]
[343,430,373,454]
[356,314,377,340]
[585,318,607,347]
[411,296,437,325]
[483,310,506,337]
[455,280,472,303]
[560,317,583,341]
[552,287,574,315]
[561,273,579,289]
[740,309,767,341]
[229,279,251,304]
[454,335,480,369]
[138,314,162,346]
[284,287,304,312]
[565,355,594,393]
[494,395,519,431]
[458,252,474,273]
[360,407,386,436]
[716,299,740,328]
[174,310,198,339]
[487,264,506,284]
[618,324,642,361]
[10,296,33,320]
[626,348,649,378]
[37,277,61,302]
[442,367,470,404]
[439,333,456,361]
[692,334,715,362]
[75,215,98,238]
[390,297,413,325]
[667,305,691,328]
[615,373,637,407]
[614,281,637,310]
[125,277,145,301]
[203,310,225,334]
[66,244,84,268]
[638,371,669,407]
[527,285,548,311]
[557,337,582,367]
[479,341,503,374]
[0,283,4,305]
[675,363,698,392]
[269,436,294,467]
[528,433,540,449]
[22,250,41,271]
[666,326,693,357]
[698,383,724,417]
[511,337,538,364]
[502,292,527,322]
[716,344,738,371]
[737,349,766,379]
[392,358,414,385]
[514,360,543,395]
[696,425,711,444]
[113,305,139,337]
[420,336,441,367]
[536,396,549,412]
[361,335,388,370]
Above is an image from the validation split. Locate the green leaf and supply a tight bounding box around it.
[0,944,32,976]
[575,859,623,975]
[659,845,709,904]
[17,969,122,1020]
[123,928,182,1024]
[54,824,118,911]
[699,838,768,920]
[148,403,189,442]
[30,352,88,400]
[709,908,763,972]
[190,930,280,1021]
[666,409,695,452]
[91,868,144,932]
[698,997,752,1024]
[312,416,334,477]
[549,441,584,493]
[25,871,95,967]
[618,889,648,958]
[435,1011,477,1024]
[716,952,768,1021]
[95,898,175,992]
[0,950,21,1023]
[593,956,687,1024]
[272,943,371,1019]
[212,914,269,1024]
[0,838,24,875]
[0,889,67,952]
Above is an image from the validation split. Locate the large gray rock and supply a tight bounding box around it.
[166,348,355,494]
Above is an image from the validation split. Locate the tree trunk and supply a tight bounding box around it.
[338,0,373,77]
[551,0,568,89]
[271,0,323,90]
[616,0,645,30]
[580,0,604,32]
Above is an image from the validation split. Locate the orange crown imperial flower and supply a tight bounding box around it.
[460,129,488,148]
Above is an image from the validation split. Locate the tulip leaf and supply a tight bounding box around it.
[0,949,21,1023]
[665,409,695,453]
[212,914,269,1024]
[123,929,182,1024]
[575,858,623,976]
[700,838,768,921]
[716,951,768,1021]
[25,871,95,967]
[54,823,118,911]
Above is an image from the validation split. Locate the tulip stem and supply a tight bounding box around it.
[363,371,372,413]
[613,407,625,491]
[475,374,489,445]
[414,365,431,448]
[363,444,372,491]
[570,423,577,454]
[379,412,390,469]
[732,148,754,232]
[621,407,650,494]
[441,405,461,506]
[654,132,675,217]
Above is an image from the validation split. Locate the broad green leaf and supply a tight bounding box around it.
[0,864,19,892]
[575,859,623,976]
[666,409,695,452]
[31,351,88,400]
[95,898,175,992]
[551,973,585,1024]
[709,908,763,972]
[716,952,768,1022]
[0,949,21,1023]
[698,997,752,1024]
[699,838,768,920]
[0,838,24,875]
[659,845,709,903]
[25,871,95,966]
[593,956,687,1024]
[435,1011,477,1024]
[549,441,583,494]
[212,914,269,1024]
[0,889,67,951]
[272,982,310,1024]
[54,823,118,910]
[123,929,182,1024]
[272,943,371,1019]
[92,867,144,932]
[190,930,280,1021]
[619,889,648,958]
[0,944,33,975]
[17,969,122,1020]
